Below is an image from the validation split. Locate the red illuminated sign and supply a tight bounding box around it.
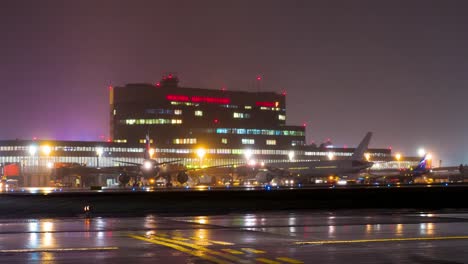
[255,101,279,107]
[166,94,230,104]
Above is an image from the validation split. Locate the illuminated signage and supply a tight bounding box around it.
[166,94,230,104]
[255,101,279,107]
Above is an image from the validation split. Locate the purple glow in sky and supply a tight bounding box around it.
[0,1,467,165]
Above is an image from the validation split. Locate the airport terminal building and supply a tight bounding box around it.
[0,75,419,186]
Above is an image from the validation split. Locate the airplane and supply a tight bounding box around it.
[254,132,374,184]
[368,155,430,178]
[53,134,237,187]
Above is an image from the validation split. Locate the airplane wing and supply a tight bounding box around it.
[113,159,182,166]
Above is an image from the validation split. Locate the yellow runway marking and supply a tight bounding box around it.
[242,248,266,254]
[171,236,190,241]
[190,237,234,246]
[276,257,304,264]
[129,235,230,264]
[210,240,235,246]
[296,236,468,245]
[256,258,281,264]
[0,247,119,253]
[221,249,244,255]
[131,234,246,263]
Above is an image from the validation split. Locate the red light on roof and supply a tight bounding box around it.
[156,82,161,87]
[327,138,331,142]
[108,86,113,90]
[32,137,37,140]
[256,76,262,81]
[344,145,348,149]
[388,146,392,150]
[302,122,307,127]
[221,86,226,91]
[214,119,219,124]
[281,91,287,96]
[168,74,173,79]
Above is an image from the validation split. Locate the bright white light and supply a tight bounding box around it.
[244,149,253,160]
[196,148,206,159]
[418,148,426,157]
[95,147,104,157]
[46,162,53,169]
[149,148,155,157]
[41,145,52,156]
[288,151,295,161]
[364,153,371,161]
[248,159,257,166]
[337,180,347,185]
[395,153,402,161]
[426,153,433,160]
[143,160,152,170]
[327,152,335,160]
[28,145,37,156]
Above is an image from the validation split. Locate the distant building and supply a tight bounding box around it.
[110,74,305,148]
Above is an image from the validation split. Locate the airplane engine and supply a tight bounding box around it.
[255,171,275,184]
[177,172,189,184]
[118,172,130,185]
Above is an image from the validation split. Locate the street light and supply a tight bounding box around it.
[364,153,371,161]
[41,145,52,156]
[28,145,37,156]
[395,153,402,169]
[96,147,104,168]
[196,148,206,168]
[148,148,155,158]
[418,148,426,157]
[244,149,253,161]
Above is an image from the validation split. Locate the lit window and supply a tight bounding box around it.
[174,109,182,115]
[113,109,117,115]
[245,106,252,109]
[221,138,228,144]
[266,139,276,145]
[278,114,286,121]
[241,139,255,145]
[233,112,250,119]
[195,110,203,116]
[139,139,154,144]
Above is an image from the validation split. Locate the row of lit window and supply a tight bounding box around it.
[145,109,182,115]
[123,119,183,125]
[168,101,285,112]
[215,128,304,136]
[173,138,197,144]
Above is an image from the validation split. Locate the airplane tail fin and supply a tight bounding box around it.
[144,132,151,160]
[351,132,372,160]
[414,155,427,171]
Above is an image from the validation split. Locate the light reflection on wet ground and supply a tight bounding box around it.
[0,210,467,263]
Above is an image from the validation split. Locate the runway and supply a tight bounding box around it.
[0,210,468,263]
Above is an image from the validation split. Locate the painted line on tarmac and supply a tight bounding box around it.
[129,235,231,264]
[190,236,235,246]
[130,234,247,263]
[241,248,266,254]
[221,249,244,255]
[296,236,468,245]
[276,257,305,264]
[256,258,281,264]
[0,247,119,254]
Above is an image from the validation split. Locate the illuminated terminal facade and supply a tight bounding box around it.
[0,75,420,186]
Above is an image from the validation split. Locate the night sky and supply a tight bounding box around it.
[1,1,467,165]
